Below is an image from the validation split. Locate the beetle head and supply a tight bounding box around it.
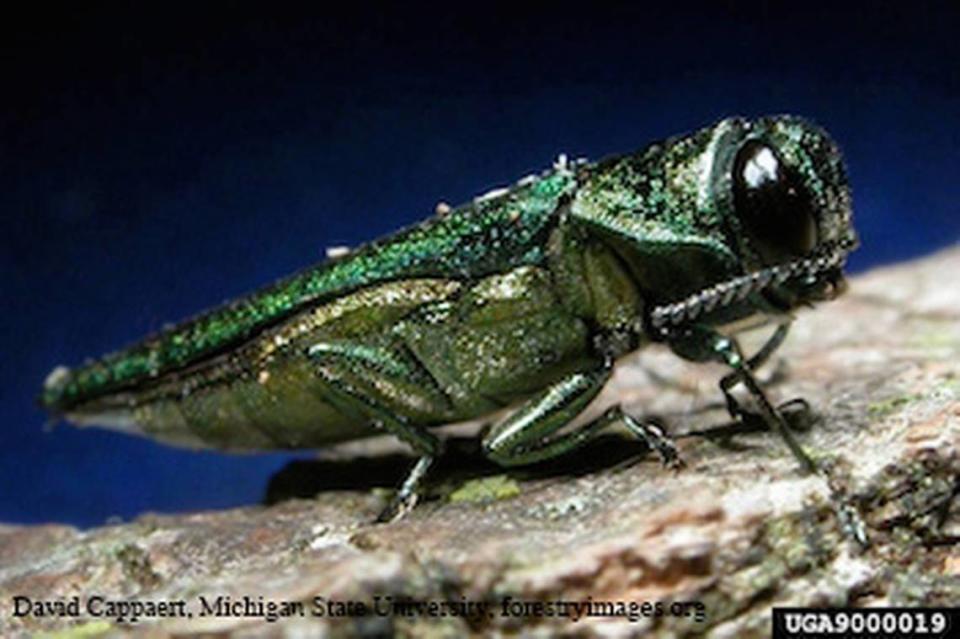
[723,116,858,309]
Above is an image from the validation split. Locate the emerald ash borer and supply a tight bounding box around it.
[41,115,859,523]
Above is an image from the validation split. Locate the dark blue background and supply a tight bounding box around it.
[2,2,958,526]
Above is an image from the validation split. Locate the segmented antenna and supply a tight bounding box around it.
[649,248,848,330]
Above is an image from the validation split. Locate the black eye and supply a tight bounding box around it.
[733,140,818,259]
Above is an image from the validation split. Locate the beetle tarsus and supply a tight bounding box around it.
[776,397,817,432]
[726,397,818,434]
[836,500,871,549]
[376,454,434,523]
[620,412,684,470]
[826,470,871,549]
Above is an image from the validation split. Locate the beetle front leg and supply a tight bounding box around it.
[718,323,815,432]
[666,324,817,473]
[719,322,790,420]
[483,365,681,469]
[667,324,869,546]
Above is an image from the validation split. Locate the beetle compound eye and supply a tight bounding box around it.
[733,140,818,259]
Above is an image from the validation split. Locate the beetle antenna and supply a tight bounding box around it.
[649,246,849,331]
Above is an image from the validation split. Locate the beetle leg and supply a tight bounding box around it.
[666,324,817,473]
[719,322,790,419]
[483,365,682,468]
[376,455,434,523]
[617,410,683,469]
[718,323,816,432]
[306,340,447,522]
[719,343,818,473]
[667,324,869,546]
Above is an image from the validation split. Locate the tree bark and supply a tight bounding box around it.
[2,247,959,638]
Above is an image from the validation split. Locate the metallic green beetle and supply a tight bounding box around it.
[41,115,857,522]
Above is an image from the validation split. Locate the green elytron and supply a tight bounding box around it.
[41,116,858,522]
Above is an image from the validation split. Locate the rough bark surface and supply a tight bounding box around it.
[2,248,959,638]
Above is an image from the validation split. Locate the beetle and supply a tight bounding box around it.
[41,115,857,522]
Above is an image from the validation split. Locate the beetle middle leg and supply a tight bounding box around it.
[306,340,452,522]
[483,363,681,469]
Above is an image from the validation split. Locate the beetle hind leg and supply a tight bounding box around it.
[376,455,435,523]
[306,340,450,522]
